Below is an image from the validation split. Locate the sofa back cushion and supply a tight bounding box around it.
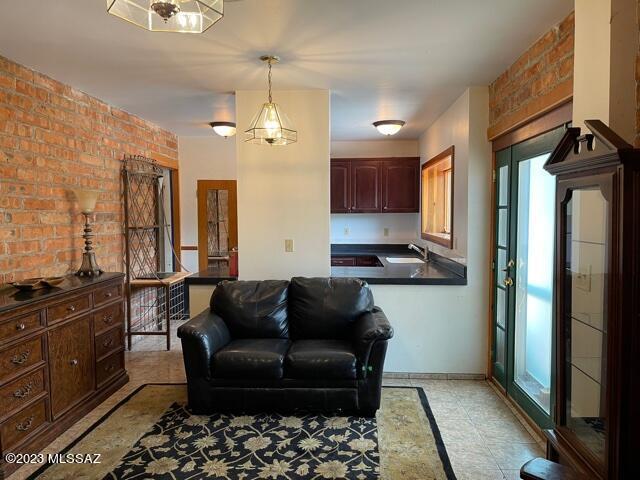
[210,280,290,338]
[288,277,374,339]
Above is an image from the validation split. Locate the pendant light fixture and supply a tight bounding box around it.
[107,0,224,33]
[209,121,236,138]
[245,55,297,146]
[373,120,405,136]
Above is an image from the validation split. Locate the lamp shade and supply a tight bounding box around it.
[245,102,297,145]
[106,0,224,33]
[373,120,405,136]
[209,121,236,138]
[72,189,99,214]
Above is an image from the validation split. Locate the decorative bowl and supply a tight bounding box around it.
[42,277,65,287]
[12,278,45,291]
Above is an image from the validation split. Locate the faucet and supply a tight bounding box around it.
[408,243,429,261]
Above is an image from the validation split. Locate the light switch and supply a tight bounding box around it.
[344,226,350,236]
[285,239,294,252]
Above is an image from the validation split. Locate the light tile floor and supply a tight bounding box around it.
[8,326,543,480]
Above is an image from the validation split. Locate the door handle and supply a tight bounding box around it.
[503,277,514,287]
[501,259,515,272]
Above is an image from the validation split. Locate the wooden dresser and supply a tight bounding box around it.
[0,273,128,477]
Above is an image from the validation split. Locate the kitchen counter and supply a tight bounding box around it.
[330,244,467,285]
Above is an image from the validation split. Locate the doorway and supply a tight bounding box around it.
[492,124,567,428]
[197,180,238,272]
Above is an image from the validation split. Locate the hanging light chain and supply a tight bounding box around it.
[267,60,273,103]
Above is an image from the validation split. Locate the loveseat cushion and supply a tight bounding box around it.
[210,280,290,338]
[285,340,358,380]
[288,277,374,339]
[212,339,291,379]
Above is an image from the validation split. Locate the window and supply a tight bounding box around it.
[421,146,454,248]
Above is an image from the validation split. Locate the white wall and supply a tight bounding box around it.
[376,87,491,374]
[330,139,420,244]
[178,136,237,272]
[235,90,331,280]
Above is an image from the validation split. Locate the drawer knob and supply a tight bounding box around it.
[13,381,34,399]
[16,415,34,432]
[70,359,78,366]
[105,292,113,298]
[103,338,114,348]
[103,314,114,324]
[11,350,31,365]
[16,323,26,331]
[105,363,115,373]
[67,305,76,313]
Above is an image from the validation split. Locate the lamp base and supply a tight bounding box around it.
[76,251,103,277]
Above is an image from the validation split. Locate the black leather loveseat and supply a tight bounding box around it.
[177,277,393,416]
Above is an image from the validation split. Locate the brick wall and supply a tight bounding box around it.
[488,12,574,139]
[0,55,178,284]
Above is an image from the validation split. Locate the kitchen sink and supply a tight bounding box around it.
[385,257,424,264]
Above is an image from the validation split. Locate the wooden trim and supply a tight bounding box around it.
[488,79,573,141]
[420,146,454,249]
[489,377,546,442]
[492,101,573,152]
[487,151,497,377]
[180,245,198,251]
[197,180,238,272]
[151,152,179,170]
[170,169,181,268]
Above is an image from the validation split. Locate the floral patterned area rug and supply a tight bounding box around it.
[28,384,456,480]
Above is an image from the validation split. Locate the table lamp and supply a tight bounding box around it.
[72,189,103,277]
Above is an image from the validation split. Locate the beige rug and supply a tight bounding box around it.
[28,385,455,480]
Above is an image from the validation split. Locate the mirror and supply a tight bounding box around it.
[421,146,454,248]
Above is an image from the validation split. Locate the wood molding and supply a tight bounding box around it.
[492,101,573,152]
[180,245,198,251]
[151,152,179,170]
[488,78,573,141]
[170,169,181,268]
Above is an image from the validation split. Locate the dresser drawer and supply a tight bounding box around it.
[0,368,46,420]
[96,350,124,388]
[95,326,123,360]
[93,302,124,336]
[0,311,44,345]
[47,294,91,325]
[0,336,44,384]
[0,397,48,452]
[94,283,122,307]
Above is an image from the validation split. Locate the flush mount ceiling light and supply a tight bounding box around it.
[107,0,224,33]
[373,120,406,136]
[245,55,297,146]
[209,121,236,138]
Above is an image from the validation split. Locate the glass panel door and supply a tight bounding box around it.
[492,125,566,427]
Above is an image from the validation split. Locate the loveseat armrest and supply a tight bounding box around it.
[178,310,231,380]
[353,307,394,374]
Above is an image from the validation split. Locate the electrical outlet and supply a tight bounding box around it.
[383,228,389,237]
[343,227,350,236]
[284,239,294,252]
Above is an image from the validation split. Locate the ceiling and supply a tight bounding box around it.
[0,0,573,140]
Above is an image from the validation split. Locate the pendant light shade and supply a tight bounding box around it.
[107,0,224,33]
[209,121,236,138]
[373,120,405,136]
[245,56,297,146]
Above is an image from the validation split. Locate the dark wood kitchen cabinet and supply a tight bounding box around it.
[331,157,419,213]
[330,160,351,213]
[381,158,420,212]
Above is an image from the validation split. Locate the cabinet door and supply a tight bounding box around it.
[382,158,419,212]
[48,316,94,419]
[351,160,381,213]
[330,161,351,213]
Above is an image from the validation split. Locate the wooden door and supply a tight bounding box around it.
[381,158,419,212]
[351,160,381,213]
[48,316,94,419]
[330,160,351,213]
[197,180,238,272]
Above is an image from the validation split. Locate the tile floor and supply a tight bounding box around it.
[8,325,544,480]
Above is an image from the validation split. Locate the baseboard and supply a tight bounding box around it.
[383,372,487,380]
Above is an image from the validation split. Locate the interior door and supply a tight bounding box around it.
[197,180,238,272]
[492,125,566,427]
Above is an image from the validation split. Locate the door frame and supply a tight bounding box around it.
[487,102,572,430]
[197,180,238,272]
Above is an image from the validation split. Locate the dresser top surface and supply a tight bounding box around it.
[0,273,124,314]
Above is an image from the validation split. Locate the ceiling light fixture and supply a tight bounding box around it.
[106,0,224,33]
[245,55,297,146]
[373,120,406,136]
[209,121,236,138]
